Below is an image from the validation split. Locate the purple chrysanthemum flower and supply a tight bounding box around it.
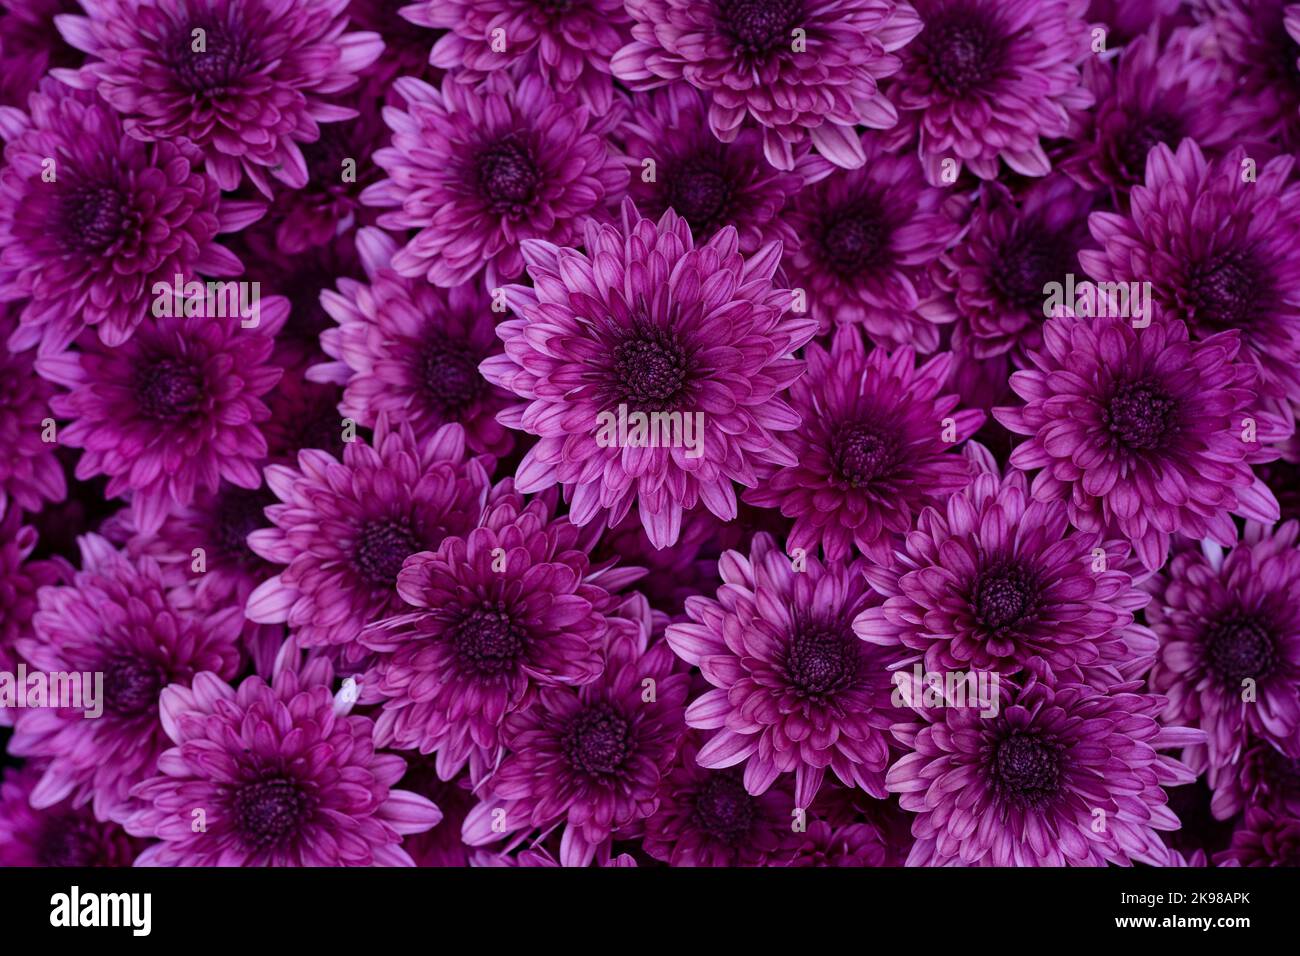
[481,202,817,549]
[993,313,1291,571]
[361,487,623,780]
[0,80,263,353]
[887,677,1202,865]
[612,0,921,170]
[1149,522,1300,769]
[666,533,896,807]
[414,0,631,113]
[0,505,69,723]
[1063,26,1243,195]
[124,653,442,865]
[1198,0,1300,147]
[854,450,1157,684]
[461,618,689,866]
[0,309,66,513]
[942,175,1096,364]
[1202,735,1300,821]
[786,819,891,866]
[0,764,143,866]
[1214,807,1300,866]
[55,0,383,195]
[363,73,627,289]
[38,306,287,536]
[618,84,803,253]
[311,228,513,457]
[343,0,438,85]
[886,0,1094,184]
[245,419,491,655]
[744,329,984,563]
[1079,141,1300,405]
[783,134,962,350]
[8,536,243,822]
[0,0,82,114]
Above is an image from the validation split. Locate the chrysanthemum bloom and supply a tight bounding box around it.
[260,374,348,466]
[785,820,891,866]
[461,618,688,866]
[1214,807,1300,866]
[414,0,630,112]
[1079,141,1300,405]
[1062,27,1242,196]
[55,0,383,195]
[783,134,962,350]
[124,655,442,865]
[342,0,438,85]
[362,487,624,780]
[311,228,513,457]
[245,419,491,655]
[618,85,803,253]
[886,0,1094,185]
[745,330,984,563]
[363,73,627,289]
[0,310,65,513]
[1148,522,1300,769]
[396,761,476,867]
[482,202,816,549]
[993,313,1290,571]
[613,0,921,170]
[0,505,69,720]
[641,733,802,866]
[0,0,82,114]
[38,305,287,536]
[8,536,242,821]
[942,175,1095,364]
[1197,0,1300,146]
[0,764,143,866]
[1200,736,1300,821]
[666,533,897,807]
[854,450,1157,684]
[0,80,264,353]
[887,677,1202,866]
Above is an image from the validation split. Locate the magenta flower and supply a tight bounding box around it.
[56,0,383,195]
[0,80,262,353]
[666,533,897,808]
[783,133,963,351]
[0,764,143,866]
[311,228,513,457]
[0,308,65,513]
[1079,141,1300,405]
[745,329,984,563]
[461,618,689,867]
[481,202,817,549]
[887,677,1203,865]
[124,655,442,865]
[1202,736,1300,821]
[38,306,287,536]
[362,488,619,780]
[1149,522,1300,770]
[8,536,242,822]
[0,503,69,700]
[1198,0,1300,147]
[1215,807,1300,866]
[245,419,491,655]
[612,0,921,170]
[363,73,627,288]
[994,313,1291,570]
[786,820,891,867]
[887,0,1094,184]
[415,0,631,112]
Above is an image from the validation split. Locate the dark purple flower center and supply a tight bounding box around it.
[133,358,206,421]
[716,0,804,55]
[352,519,421,588]
[62,183,132,252]
[614,332,688,411]
[666,155,734,236]
[562,703,633,777]
[452,606,526,676]
[172,23,253,94]
[529,0,578,14]
[973,560,1041,632]
[103,657,165,717]
[784,623,859,697]
[830,422,900,487]
[1206,613,1277,686]
[1104,379,1179,452]
[234,777,313,850]
[36,817,105,867]
[692,773,755,844]
[993,733,1061,807]
[476,135,541,215]
[818,200,889,276]
[1115,111,1184,184]
[1186,251,1260,333]
[993,230,1074,311]
[920,8,1007,96]
[212,487,275,567]
[419,339,484,415]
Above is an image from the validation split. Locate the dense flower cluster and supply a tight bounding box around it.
[0,0,1297,869]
